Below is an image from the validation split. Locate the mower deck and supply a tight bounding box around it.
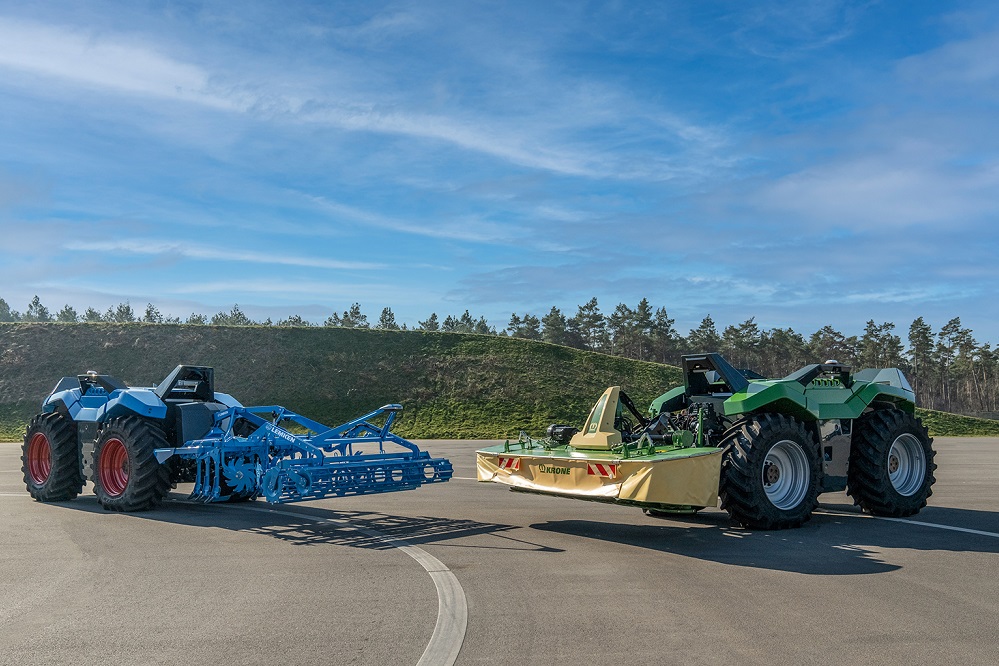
[476,440,722,509]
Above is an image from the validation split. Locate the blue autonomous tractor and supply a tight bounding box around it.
[22,365,452,511]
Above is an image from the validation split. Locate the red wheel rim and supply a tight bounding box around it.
[98,438,129,497]
[27,432,52,485]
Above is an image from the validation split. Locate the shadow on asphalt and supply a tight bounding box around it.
[52,492,563,553]
[236,507,563,553]
[531,505,999,575]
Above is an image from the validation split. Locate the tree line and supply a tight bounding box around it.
[2,295,994,417]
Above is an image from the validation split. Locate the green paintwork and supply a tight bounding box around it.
[651,364,916,422]
[723,375,913,421]
[648,385,685,417]
[479,435,719,463]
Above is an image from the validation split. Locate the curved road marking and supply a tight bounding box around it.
[0,491,467,664]
[238,504,467,666]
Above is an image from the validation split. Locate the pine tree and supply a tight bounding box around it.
[377,307,400,330]
[858,321,904,369]
[23,295,52,322]
[56,305,79,323]
[521,314,542,340]
[541,307,569,346]
[142,303,163,324]
[458,310,476,332]
[571,298,608,352]
[106,302,136,323]
[473,316,492,335]
[340,303,368,328]
[687,315,721,353]
[907,317,934,400]
[722,318,762,370]
[507,313,523,336]
[650,306,679,364]
[211,304,252,326]
[277,315,310,327]
[760,327,808,377]
[807,325,857,365]
[0,298,18,321]
[418,313,440,331]
[608,302,636,356]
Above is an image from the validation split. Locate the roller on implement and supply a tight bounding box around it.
[22,365,451,512]
[477,352,936,530]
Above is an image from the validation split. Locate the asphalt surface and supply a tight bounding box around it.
[2,437,998,666]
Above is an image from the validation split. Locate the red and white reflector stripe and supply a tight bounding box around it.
[587,463,617,478]
[498,456,520,471]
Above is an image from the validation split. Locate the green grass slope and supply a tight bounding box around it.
[915,408,999,438]
[1,323,994,442]
[0,323,680,441]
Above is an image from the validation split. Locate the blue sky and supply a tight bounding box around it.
[1,1,998,340]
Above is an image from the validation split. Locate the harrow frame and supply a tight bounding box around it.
[155,403,453,504]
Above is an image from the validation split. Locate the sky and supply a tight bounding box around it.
[1,1,998,341]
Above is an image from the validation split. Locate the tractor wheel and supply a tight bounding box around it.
[92,417,171,512]
[719,413,820,530]
[22,412,84,502]
[848,408,935,517]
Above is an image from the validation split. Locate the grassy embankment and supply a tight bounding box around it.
[1,323,996,441]
[0,323,681,441]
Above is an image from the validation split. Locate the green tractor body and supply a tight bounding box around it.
[477,353,935,529]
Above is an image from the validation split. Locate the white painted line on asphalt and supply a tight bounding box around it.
[878,516,999,539]
[0,492,28,496]
[820,508,999,539]
[452,476,477,481]
[238,504,467,666]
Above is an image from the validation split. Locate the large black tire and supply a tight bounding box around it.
[719,413,821,530]
[92,417,171,512]
[22,413,84,502]
[848,408,935,517]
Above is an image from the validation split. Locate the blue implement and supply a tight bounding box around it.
[155,404,452,504]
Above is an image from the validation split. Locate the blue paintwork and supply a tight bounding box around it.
[44,385,116,421]
[155,403,453,504]
[38,367,451,506]
[106,389,167,420]
[45,385,194,422]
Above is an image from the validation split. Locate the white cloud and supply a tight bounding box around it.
[0,17,244,110]
[756,160,986,227]
[896,27,999,88]
[0,14,730,182]
[304,193,525,244]
[166,278,425,301]
[65,239,383,271]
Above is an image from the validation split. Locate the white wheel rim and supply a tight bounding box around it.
[888,434,925,496]
[763,439,810,510]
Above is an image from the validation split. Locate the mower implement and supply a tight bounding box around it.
[22,365,451,511]
[477,386,723,510]
[477,352,935,529]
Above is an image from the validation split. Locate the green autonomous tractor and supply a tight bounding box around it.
[477,353,936,530]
